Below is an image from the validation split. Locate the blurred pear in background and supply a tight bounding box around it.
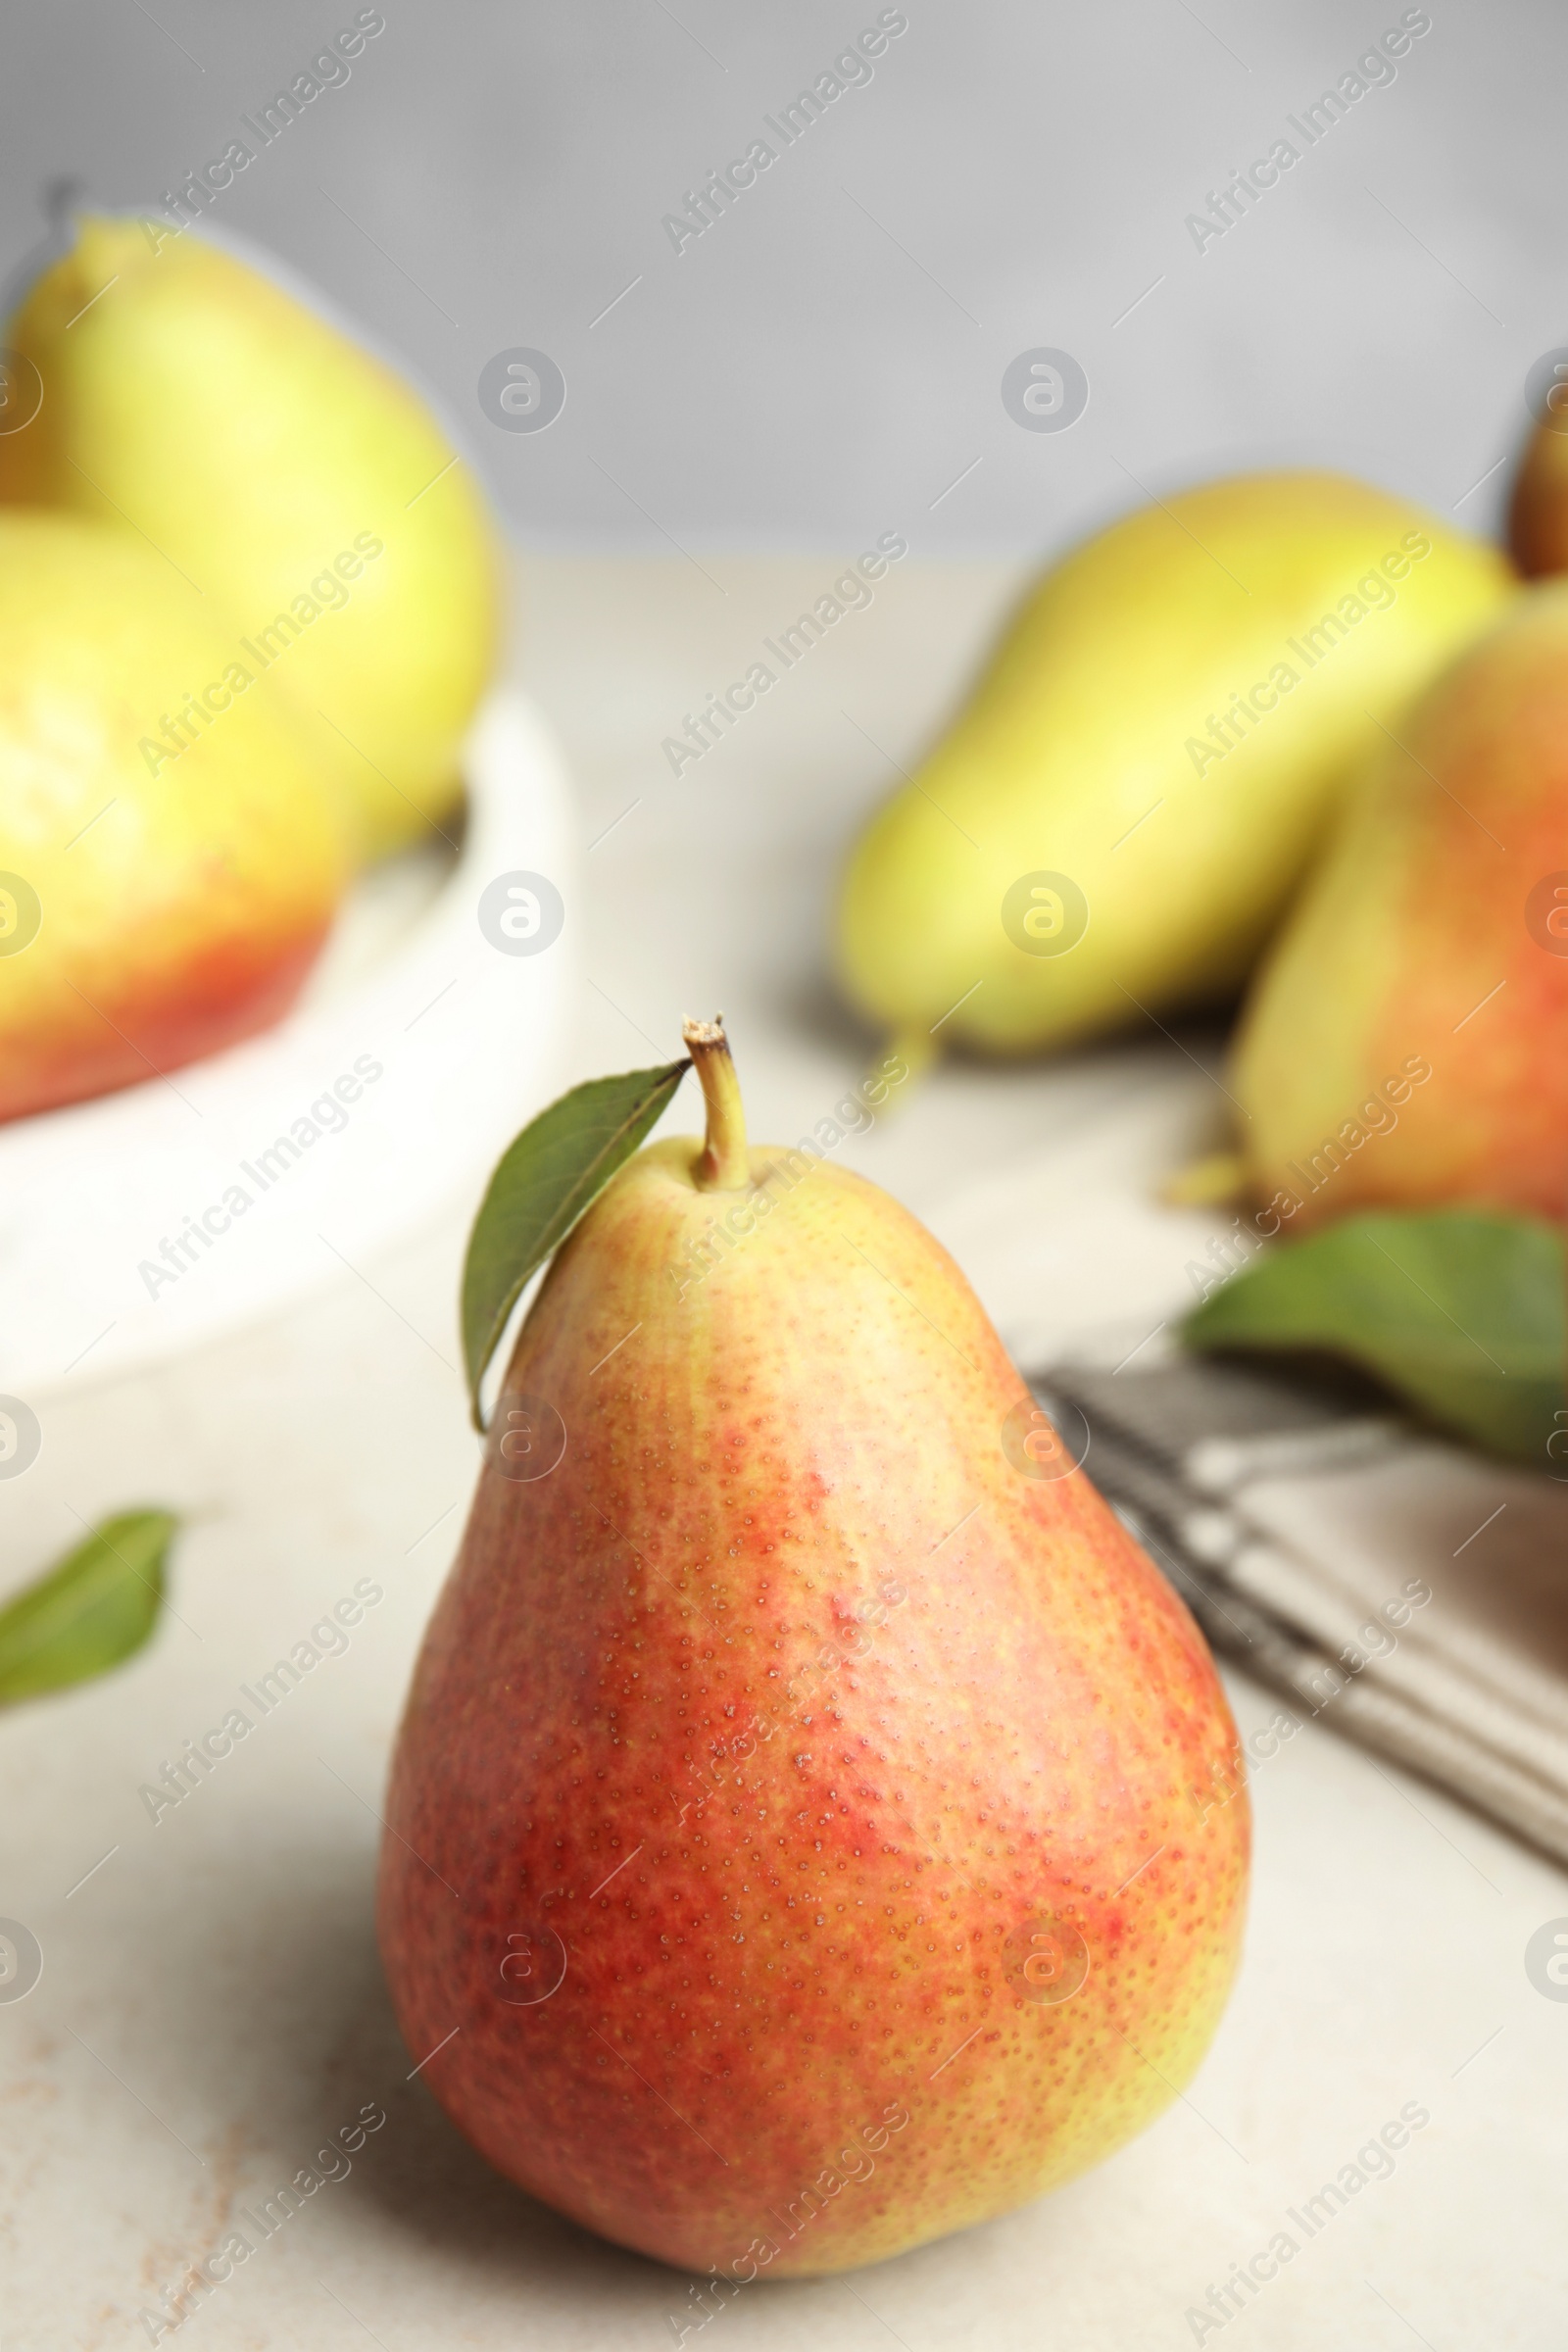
[1231,584,1568,1227]
[0,511,347,1121]
[0,211,502,860]
[836,471,1515,1062]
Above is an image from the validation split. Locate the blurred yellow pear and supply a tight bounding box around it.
[835,472,1515,1057]
[0,211,502,860]
[0,511,346,1121]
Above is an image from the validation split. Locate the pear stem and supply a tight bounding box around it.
[683,1016,750,1190]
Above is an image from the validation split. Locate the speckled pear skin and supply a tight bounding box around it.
[377,1135,1250,2277]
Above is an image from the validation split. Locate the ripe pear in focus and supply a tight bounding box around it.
[836,472,1514,1058]
[1232,586,1568,1228]
[377,1026,1250,2277]
[0,212,502,859]
[0,512,346,1122]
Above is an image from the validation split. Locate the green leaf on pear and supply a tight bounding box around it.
[0,1510,178,1705]
[1183,1209,1566,1465]
[461,1058,692,1427]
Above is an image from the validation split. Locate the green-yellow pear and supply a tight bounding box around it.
[836,472,1515,1059]
[0,212,502,860]
[0,512,347,1121]
[378,1022,1250,2275]
[1231,584,1568,1227]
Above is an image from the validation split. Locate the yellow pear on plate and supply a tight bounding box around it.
[0,511,346,1121]
[0,211,502,860]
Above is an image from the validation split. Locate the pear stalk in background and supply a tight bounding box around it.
[1508,407,1568,578]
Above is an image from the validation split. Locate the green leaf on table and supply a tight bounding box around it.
[461,1058,692,1428]
[0,1510,178,1704]
[1183,1209,1566,1465]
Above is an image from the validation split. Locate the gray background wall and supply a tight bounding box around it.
[0,2,1557,562]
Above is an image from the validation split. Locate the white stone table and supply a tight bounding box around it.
[2,552,1563,2351]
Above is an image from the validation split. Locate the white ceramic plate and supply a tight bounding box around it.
[0,687,575,1398]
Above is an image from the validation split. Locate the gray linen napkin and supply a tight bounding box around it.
[1030,1355,1568,1865]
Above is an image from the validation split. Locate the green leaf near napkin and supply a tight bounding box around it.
[461,1058,692,1427]
[1183,1209,1566,1465]
[0,1510,178,1704]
